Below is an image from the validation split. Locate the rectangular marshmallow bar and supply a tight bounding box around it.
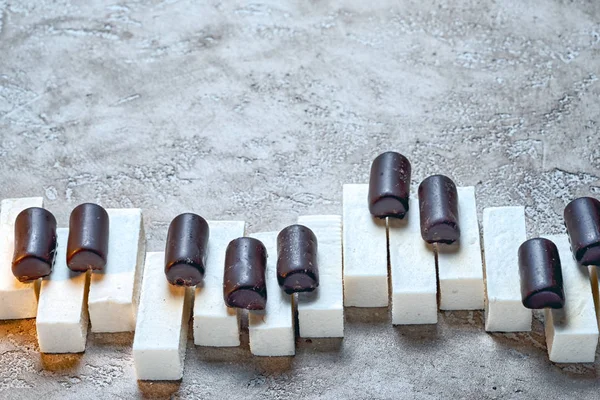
[133,252,193,380]
[296,215,344,338]
[543,234,598,363]
[194,220,245,347]
[36,228,90,353]
[0,197,43,320]
[389,198,437,325]
[436,187,485,310]
[482,206,531,332]
[248,231,295,356]
[342,184,388,307]
[88,208,146,332]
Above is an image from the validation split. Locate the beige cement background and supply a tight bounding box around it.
[1,0,600,398]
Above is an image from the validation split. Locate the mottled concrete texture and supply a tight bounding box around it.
[1,0,600,398]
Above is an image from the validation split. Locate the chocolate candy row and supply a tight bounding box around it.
[11,206,321,309]
[368,151,600,312]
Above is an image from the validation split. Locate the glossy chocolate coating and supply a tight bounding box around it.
[564,197,600,265]
[418,175,460,244]
[67,203,109,272]
[223,237,267,310]
[276,224,319,294]
[518,238,565,309]
[12,207,57,282]
[368,151,412,219]
[164,213,209,286]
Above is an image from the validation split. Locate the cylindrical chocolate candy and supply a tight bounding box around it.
[223,237,267,310]
[418,175,460,244]
[564,197,600,266]
[164,213,210,286]
[518,238,565,309]
[67,203,110,272]
[276,224,319,294]
[12,207,57,282]
[368,151,412,219]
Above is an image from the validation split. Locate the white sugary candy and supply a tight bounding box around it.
[0,197,44,320]
[296,215,344,338]
[389,198,437,325]
[36,228,90,353]
[88,208,146,332]
[133,252,193,380]
[482,206,531,332]
[248,232,295,356]
[342,184,388,307]
[194,221,245,347]
[543,234,598,363]
[436,187,485,310]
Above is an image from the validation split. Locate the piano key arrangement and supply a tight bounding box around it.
[1,151,599,382]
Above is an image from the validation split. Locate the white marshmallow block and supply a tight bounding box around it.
[133,252,193,380]
[482,206,531,332]
[389,199,437,325]
[342,184,388,307]
[296,215,344,338]
[0,197,43,320]
[543,234,598,363]
[436,187,485,310]
[37,228,90,353]
[194,220,245,347]
[248,232,295,356]
[88,208,146,332]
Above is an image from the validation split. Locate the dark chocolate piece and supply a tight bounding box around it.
[418,175,460,244]
[223,237,267,310]
[368,151,412,219]
[518,238,565,309]
[276,224,319,294]
[12,207,57,282]
[67,203,110,272]
[564,197,600,266]
[164,213,210,286]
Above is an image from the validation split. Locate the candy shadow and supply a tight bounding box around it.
[40,352,85,371]
[344,307,389,324]
[137,380,181,398]
[296,337,343,353]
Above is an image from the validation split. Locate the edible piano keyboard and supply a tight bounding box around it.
[1,183,600,380]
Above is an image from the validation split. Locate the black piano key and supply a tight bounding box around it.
[277,224,319,294]
[518,238,565,309]
[368,151,412,219]
[12,207,57,282]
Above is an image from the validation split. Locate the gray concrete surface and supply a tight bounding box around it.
[0,0,599,398]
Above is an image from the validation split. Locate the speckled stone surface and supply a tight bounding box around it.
[1,0,600,398]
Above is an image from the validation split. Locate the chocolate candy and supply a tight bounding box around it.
[564,197,600,266]
[67,203,110,272]
[418,175,460,244]
[12,207,57,282]
[368,151,412,219]
[518,238,565,309]
[276,224,319,294]
[164,213,210,286]
[223,237,267,310]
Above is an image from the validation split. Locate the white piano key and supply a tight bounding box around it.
[88,208,146,333]
[436,187,485,310]
[193,220,245,347]
[389,198,437,325]
[0,197,43,320]
[248,231,295,356]
[296,215,344,338]
[482,206,531,332]
[133,252,193,380]
[543,234,598,363]
[342,184,388,307]
[36,228,90,353]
